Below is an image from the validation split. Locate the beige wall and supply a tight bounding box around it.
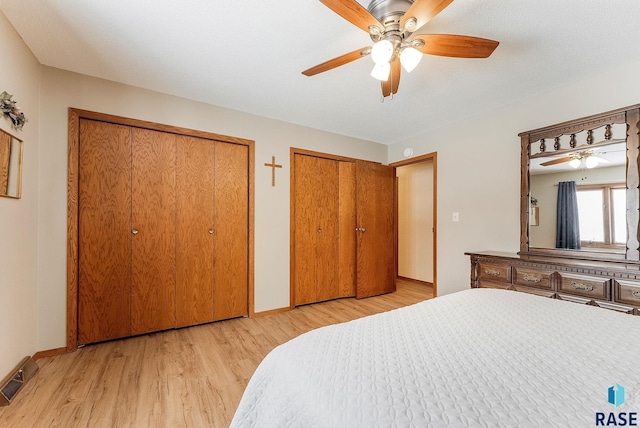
[37,67,387,351]
[397,162,434,282]
[0,12,41,376]
[388,58,640,297]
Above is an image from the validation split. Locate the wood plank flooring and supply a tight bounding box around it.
[0,280,432,428]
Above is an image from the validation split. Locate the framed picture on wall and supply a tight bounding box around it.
[529,206,539,226]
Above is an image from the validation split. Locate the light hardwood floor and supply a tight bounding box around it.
[0,280,432,428]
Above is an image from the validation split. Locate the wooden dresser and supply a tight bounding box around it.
[475,104,640,317]
[466,251,640,315]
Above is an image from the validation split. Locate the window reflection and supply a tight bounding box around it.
[576,184,625,248]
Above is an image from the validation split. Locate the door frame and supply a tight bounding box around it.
[67,108,255,352]
[390,152,438,296]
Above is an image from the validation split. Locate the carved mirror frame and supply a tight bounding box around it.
[519,103,640,262]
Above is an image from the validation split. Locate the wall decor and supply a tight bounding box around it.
[0,91,27,130]
[0,127,23,199]
[264,155,282,186]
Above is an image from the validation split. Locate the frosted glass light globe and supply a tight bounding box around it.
[400,47,422,72]
[371,62,391,81]
[371,40,394,65]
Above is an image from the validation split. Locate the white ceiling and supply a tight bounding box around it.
[1,0,639,144]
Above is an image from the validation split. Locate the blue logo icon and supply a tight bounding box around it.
[608,384,625,408]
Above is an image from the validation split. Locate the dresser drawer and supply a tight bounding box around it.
[513,267,554,290]
[556,273,610,300]
[478,262,511,284]
[512,284,555,298]
[613,280,640,307]
[556,293,633,313]
[478,279,512,290]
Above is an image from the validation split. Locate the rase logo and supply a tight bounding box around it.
[610,384,626,408]
[596,384,638,426]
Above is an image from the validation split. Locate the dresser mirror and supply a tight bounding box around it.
[519,104,640,261]
[0,127,23,199]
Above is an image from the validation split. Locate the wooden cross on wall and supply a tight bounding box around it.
[264,156,282,187]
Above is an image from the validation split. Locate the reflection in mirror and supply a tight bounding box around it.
[0,127,23,199]
[529,123,626,252]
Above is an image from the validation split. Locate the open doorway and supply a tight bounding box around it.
[391,153,437,297]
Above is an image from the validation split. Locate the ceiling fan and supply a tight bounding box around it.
[540,149,619,169]
[302,0,500,98]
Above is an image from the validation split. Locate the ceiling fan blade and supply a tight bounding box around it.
[390,58,401,95]
[399,0,454,30]
[592,155,609,163]
[302,47,370,76]
[381,59,401,97]
[540,156,573,166]
[320,0,383,33]
[416,34,499,58]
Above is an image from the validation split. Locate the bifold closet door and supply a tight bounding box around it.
[78,120,132,344]
[176,136,215,327]
[213,142,249,320]
[293,154,318,305]
[338,161,356,297]
[315,157,340,302]
[131,128,177,335]
[293,154,340,305]
[355,161,395,298]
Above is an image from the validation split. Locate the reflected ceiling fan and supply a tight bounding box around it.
[302,0,500,98]
[540,149,618,169]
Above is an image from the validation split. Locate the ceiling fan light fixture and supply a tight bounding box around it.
[371,40,394,64]
[400,47,422,72]
[569,158,582,168]
[585,156,599,168]
[371,62,391,81]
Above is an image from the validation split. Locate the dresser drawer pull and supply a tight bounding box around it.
[484,268,502,277]
[570,281,594,292]
[522,274,542,283]
[632,290,640,299]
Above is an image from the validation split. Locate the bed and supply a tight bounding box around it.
[230,288,640,427]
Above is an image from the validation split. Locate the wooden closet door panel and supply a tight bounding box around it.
[356,161,396,298]
[338,162,356,297]
[315,157,340,302]
[176,136,215,327]
[0,131,10,195]
[78,119,132,344]
[293,154,318,305]
[131,128,177,335]
[213,142,248,320]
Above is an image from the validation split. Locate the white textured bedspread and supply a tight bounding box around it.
[231,289,640,427]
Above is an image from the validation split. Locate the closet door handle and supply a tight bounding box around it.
[132,229,139,235]
[317,228,322,233]
[209,229,215,234]
[355,227,366,232]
